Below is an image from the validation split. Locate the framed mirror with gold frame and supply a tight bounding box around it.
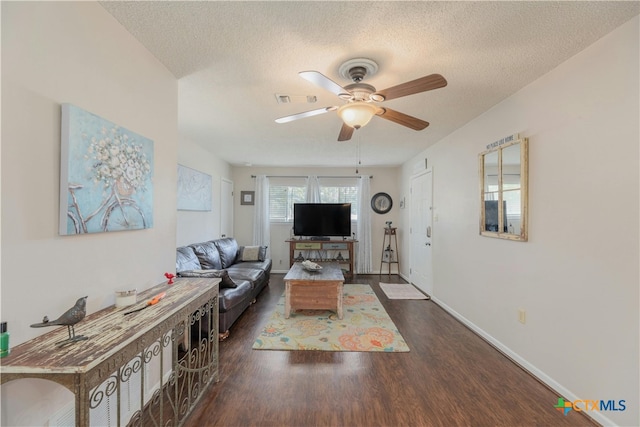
[479,138,528,241]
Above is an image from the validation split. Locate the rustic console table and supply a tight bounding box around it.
[287,239,357,275]
[0,277,219,426]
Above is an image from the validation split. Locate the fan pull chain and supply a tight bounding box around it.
[355,136,361,174]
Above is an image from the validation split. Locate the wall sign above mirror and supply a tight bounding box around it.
[479,137,528,241]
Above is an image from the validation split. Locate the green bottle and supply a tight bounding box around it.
[0,322,9,358]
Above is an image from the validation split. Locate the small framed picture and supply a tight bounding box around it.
[241,191,255,205]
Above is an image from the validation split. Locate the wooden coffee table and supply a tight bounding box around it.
[284,261,345,319]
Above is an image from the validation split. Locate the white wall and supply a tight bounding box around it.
[400,17,639,426]
[232,166,401,273]
[1,2,178,425]
[177,138,232,247]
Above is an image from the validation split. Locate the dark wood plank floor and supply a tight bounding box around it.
[185,274,598,427]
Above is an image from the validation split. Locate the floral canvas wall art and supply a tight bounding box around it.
[60,104,154,235]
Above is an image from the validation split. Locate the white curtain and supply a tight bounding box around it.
[356,175,372,273]
[305,175,321,202]
[252,175,270,257]
[304,175,322,257]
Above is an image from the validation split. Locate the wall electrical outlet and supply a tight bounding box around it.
[518,309,526,324]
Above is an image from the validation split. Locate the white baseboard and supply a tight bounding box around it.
[431,296,615,427]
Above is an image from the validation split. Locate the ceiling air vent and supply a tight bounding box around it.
[275,94,317,104]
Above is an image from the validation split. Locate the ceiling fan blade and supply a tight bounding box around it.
[377,108,429,130]
[299,71,351,98]
[337,123,354,141]
[375,74,447,101]
[275,106,336,124]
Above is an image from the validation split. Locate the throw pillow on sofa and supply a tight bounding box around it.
[177,269,238,288]
[239,245,268,261]
[240,246,260,261]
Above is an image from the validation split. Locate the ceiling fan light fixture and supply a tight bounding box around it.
[337,102,377,129]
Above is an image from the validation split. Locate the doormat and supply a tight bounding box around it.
[379,283,429,300]
[252,284,409,352]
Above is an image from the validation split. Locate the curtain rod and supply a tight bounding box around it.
[251,175,372,179]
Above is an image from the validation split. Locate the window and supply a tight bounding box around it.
[268,180,359,222]
[319,186,358,220]
[269,185,305,222]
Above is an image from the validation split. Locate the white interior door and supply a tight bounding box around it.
[220,178,233,238]
[410,170,433,295]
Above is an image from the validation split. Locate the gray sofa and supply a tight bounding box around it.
[176,237,271,338]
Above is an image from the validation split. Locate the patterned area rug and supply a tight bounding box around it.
[252,284,409,352]
[379,283,429,300]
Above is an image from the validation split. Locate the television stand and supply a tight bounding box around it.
[287,239,357,276]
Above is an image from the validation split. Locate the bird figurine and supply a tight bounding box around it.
[31,296,88,347]
[164,272,175,285]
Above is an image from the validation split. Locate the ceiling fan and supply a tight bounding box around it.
[275,58,447,141]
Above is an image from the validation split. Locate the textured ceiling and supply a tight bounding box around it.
[100,1,639,167]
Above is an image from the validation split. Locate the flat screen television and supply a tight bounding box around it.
[293,203,351,238]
